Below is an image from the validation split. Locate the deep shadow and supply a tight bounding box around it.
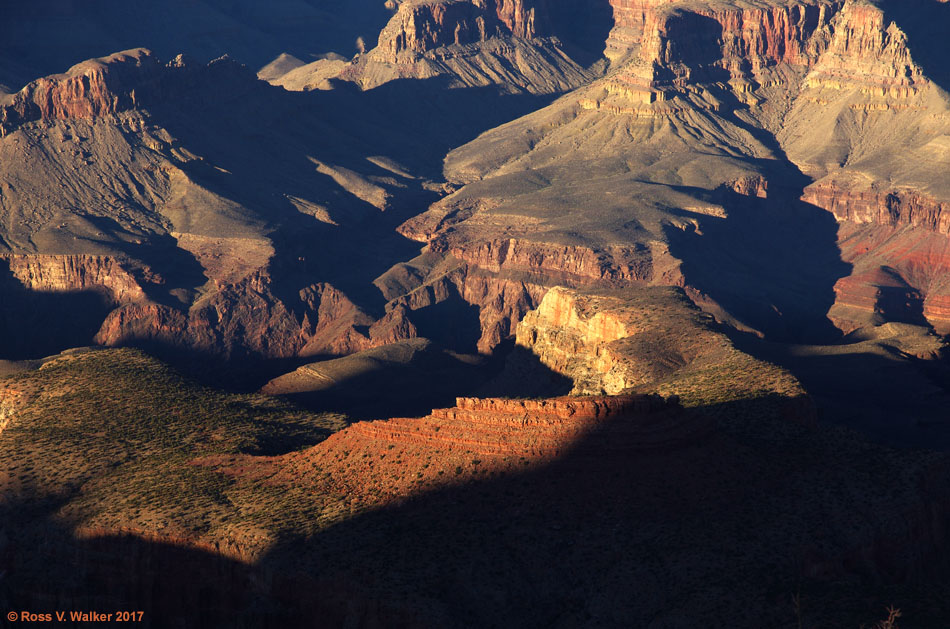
[1,498,273,628]
[725,326,950,450]
[402,288,484,355]
[0,260,114,360]
[17,57,564,390]
[478,341,575,398]
[879,0,950,95]
[874,267,930,327]
[280,340,573,421]
[649,12,851,344]
[254,395,950,628]
[109,338,312,393]
[655,12,731,84]
[664,185,851,343]
[137,64,556,319]
[6,394,950,628]
[535,0,615,64]
[277,347,492,421]
[72,223,209,308]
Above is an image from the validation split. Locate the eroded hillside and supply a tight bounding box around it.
[4,1,950,626]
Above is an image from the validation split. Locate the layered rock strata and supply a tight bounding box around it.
[390,0,950,344]
[0,49,426,363]
[514,286,809,409]
[265,391,703,503]
[346,394,695,457]
[328,0,605,93]
[2,254,146,303]
[0,49,158,135]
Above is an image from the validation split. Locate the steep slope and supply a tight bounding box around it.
[0,348,346,558]
[268,0,612,94]
[210,345,950,627]
[260,337,501,419]
[514,286,805,402]
[5,346,950,627]
[0,49,424,368]
[381,0,950,351]
[383,0,849,349]
[0,46,566,375]
[783,0,950,332]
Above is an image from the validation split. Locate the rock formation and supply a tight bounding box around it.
[384,0,950,347]
[513,286,810,406]
[6,2,950,627]
[0,49,157,135]
[265,0,610,94]
[263,391,703,504]
[0,49,435,366]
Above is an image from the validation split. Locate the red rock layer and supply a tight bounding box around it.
[603,0,840,103]
[347,394,696,457]
[0,49,159,135]
[95,277,418,359]
[265,393,702,503]
[433,237,652,284]
[386,263,546,351]
[605,0,674,59]
[0,49,254,136]
[802,1,922,95]
[832,222,950,333]
[378,0,686,62]
[391,218,657,349]
[2,254,147,303]
[829,269,924,332]
[377,0,540,59]
[804,182,950,236]
[387,235,654,353]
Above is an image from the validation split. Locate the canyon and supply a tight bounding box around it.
[3,0,950,626]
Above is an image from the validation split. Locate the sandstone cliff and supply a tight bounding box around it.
[514,286,809,407]
[1,254,147,302]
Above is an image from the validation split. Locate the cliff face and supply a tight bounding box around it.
[513,286,809,411]
[798,1,921,100]
[781,0,936,175]
[2,255,147,303]
[516,287,642,394]
[432,237,653,283]
[94,277,418,360]
[591,0,841,114]
[0,49,433,366]
[0,49,158,135]
[395,0,950,345]
[384,262,546,352]
[0,48,258,136]
[344,393,692,458]
[382,235,656,354]
[333,0,604,93]
[266,391,697,504]
[377,0,538,59]
[829,222,950,334]
[804,183,950,235]
[0,250,413,361]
